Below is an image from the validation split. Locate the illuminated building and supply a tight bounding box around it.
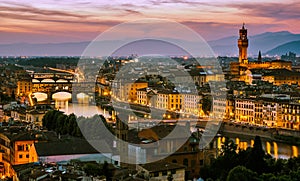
[235,94,290,127]
[16,77,32,96]
[230,24,293,84]
[281,102,300,130]
[181,93,202,116]
[238,23,249,64]
[213,95,234,120]
[137,88,157,106]
[0,130,46,178]
[156,90,182,112]
[113,80,148,102]
[137,88,202,115]
[261,69,300,86]
[235,98,255,123]
[260,94,288,127]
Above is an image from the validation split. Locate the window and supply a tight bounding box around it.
[183,158,188,167]
[17,145,24,151]
[191,160,196,167]
[153,172,159,177]
[162,170,167,176]
[26,154,29,158]
[25,144,30,151]
[19,154,23,159]
[200,159,204,166]
[172,159,177,163]
[171,169,176,174]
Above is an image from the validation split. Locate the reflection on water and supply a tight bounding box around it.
[61,103,111,118]
[239,138,298,159]
[62,104,299,159]
[214,136,299,159]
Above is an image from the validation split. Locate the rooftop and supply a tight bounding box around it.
[34,138,111,156]
[140,160,185,173]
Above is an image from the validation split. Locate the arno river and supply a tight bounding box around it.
[63,103,299,159]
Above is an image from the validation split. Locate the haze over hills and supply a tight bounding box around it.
[208,31,300,56]
[266,41,300,56]
[0,31,299,57]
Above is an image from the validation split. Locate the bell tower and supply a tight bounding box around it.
[238,23,248,64]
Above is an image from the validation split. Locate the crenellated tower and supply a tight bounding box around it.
[238,23,248,64]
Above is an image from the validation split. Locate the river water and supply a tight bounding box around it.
[62,103,299,159]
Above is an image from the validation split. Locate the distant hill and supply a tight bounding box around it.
[0,38,211,57]
[265,41,300,56]
[1,31,300,56]
[0,42,89,56]
[208,31,300,56]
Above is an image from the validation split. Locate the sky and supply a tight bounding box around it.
[0,0,300,44]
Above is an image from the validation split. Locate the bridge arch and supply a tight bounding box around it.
[41,79,55,83]
[56,79,68,83]
[32,92,48,102]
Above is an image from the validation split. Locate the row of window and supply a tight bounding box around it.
[17,144,30,151]
[151,169,177,177]
[19,154,29,159]
[236,104,254,109]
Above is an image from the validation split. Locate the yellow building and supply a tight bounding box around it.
[154,90,182,112]
[0,130,45,178]
[281,103,300,130]
[156,90,182,111]
[16,77,32,96]
[116,80,148,102]
[262,69,300,86]
[167,91,182,112]
[137,88,202,115]
[12,140,36,165]
[128,81,148,102]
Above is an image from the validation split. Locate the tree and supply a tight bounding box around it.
[102,161,112,181]
[245,136,266,174]
[42,110,82,137]
[220,138,237,156]
[226,166,259,181]
[200,138,239,180]
[202,95,212,115]
[11,90,15,99]
[83,163,101,177]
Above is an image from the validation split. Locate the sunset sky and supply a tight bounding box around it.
[0,0,300,44]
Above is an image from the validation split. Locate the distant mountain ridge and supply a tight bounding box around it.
[0,31,300,56]
[208,31,300,56]
[0,42,89,56]
[266,41,300,55]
